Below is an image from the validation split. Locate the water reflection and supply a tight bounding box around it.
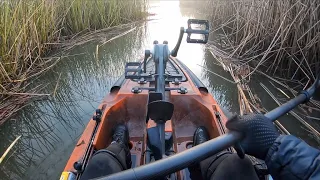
[201,51,240,114]
[0,29,144,180]
[0,101,81,180]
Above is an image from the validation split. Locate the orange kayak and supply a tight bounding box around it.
[60,19,229,180]
[60,55,229,180]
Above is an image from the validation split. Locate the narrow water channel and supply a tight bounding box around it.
[0,1,319,180]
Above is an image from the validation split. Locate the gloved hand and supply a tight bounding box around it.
[226,114,280,160]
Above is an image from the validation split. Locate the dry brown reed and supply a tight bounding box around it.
[206,0,320,140]
[206,0,319,89]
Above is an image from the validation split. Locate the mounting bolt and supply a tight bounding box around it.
[178,87,188,94]
[131,87,142,94]
[171,78,181,85]
[138,78,147,84]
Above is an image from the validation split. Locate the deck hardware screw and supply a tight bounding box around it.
[172,78,181,85]
[132,87,142,94]
[178,87,188,94]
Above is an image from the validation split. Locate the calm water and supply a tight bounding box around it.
[0,1,319,179]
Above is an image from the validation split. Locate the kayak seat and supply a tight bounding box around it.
[148,100,174,123]
[146,92,163,123]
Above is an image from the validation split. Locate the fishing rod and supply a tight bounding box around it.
[97,20,320,180]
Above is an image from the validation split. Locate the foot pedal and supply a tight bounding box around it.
[186,19,209,44]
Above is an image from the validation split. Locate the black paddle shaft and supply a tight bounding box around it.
[265,74,319,120]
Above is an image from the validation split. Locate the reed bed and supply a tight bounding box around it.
[204,0,320,142]
[0,0,146,124]
[206,0,319,89]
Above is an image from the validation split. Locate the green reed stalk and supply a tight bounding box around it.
[0,0,147,87]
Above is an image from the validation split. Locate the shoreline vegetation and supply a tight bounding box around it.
[0,0,147,125]
[206,0,319,87]
[203,0,320,141]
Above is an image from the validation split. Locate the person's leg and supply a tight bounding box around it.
[200,152,259,180]
[192,126,259,180]
[80,143,130,180]
[80,125,131,180]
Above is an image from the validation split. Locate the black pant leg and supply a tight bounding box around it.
[200,153,259,180]
[80,143,131,180]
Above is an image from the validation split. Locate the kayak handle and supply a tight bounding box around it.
[97,73,320,180]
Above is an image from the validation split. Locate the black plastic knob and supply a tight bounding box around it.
[96,109,102,115]
[73,161,82,171]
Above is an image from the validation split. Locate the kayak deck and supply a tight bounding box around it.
[63,57,229,178]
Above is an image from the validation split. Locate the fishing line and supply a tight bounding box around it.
[197,64,236,84]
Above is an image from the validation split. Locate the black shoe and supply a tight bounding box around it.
[193,126,210,147]
[112,125,130,148]
[189,126,210,172]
